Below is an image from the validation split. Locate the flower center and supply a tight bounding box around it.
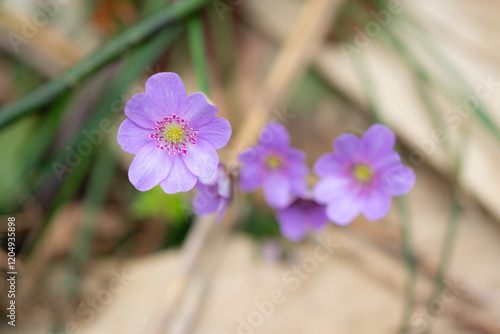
[150,114,199,156]
[266,155,282,170]
[353,164,373,183]
[165,127,183,142]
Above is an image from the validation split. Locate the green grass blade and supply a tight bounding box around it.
[64,144,116,295]
[188,15,210,96]
[422,131,468,334]
[351,55,384,123]
[397,12,500,143]
[0,0,210,129]
[397,195,416,334]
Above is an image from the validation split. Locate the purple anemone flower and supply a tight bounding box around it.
[117,72,231,194]
[238,121,308,209]
[192,164,231,222]
[276,193,328,241]
[313,124,415,226]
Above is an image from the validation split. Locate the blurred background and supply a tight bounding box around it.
[0,0,499,333]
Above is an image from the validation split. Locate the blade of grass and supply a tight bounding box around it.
[64,143,116,295]
[396,12,500,143]
[376,28,451,157]
[351,55,384,123]
[0,0,210,129]
[397,195,416,334]
[18,92,73,175]
[422,131,469,334]
[188,15,210,96]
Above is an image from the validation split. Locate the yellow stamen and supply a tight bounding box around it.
[165,127,183,142]
[266,155,282,170]
[353,164,373,183]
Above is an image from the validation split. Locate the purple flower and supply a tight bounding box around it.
[313,124,415,225]
[117,73,231,194]
[238,121,308,209]
[192,164,231,222]
[276,193,328,241]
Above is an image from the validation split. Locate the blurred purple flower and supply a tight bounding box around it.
[313,124,415,226]
[192,164,231,222]
[238,121,308,209]
[276,193,328,241]
[117,72,231,194]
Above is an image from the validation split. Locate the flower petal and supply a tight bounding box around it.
[372,151,401,171]
[217,172,231,198]
[238,145,265,165]
[239,162,262,191]
[362,191,392,221]
[117,118,152,154]
[128,144,173,191]
[380,165,416,196]
[263,174,292,209]
[313,176,349,204]
[177,92,218,128]
[182,138,219,178]
[325,195,362,226]
[198,116,232,150]
[160,156,197,194]
[313,152,348,177]
[277,205,307,241]
[145,72,187,115]
[216,197,229,222]
[307,204,328,231]
[291,177,308,197]
[333,133,362,160]
[362,123,395,158]
[286,147,305,161]
[259,122,290,149]
[286,148,308,176]
[124,93,162,128]
[192,186,220,215]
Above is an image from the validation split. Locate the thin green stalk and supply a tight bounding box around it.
[380,30,449,152]
[24,154,93,256]
[188,15,210,96]
[65,144,116,295]
[351,55,384,123]
[19,92,72,175]
[396,13,500,143]
[422,132,468,334]
[397,195,416,334]
[0,0,210,129]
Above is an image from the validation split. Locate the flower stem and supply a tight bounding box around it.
[422,131,468,333]
[397,195,417,334]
